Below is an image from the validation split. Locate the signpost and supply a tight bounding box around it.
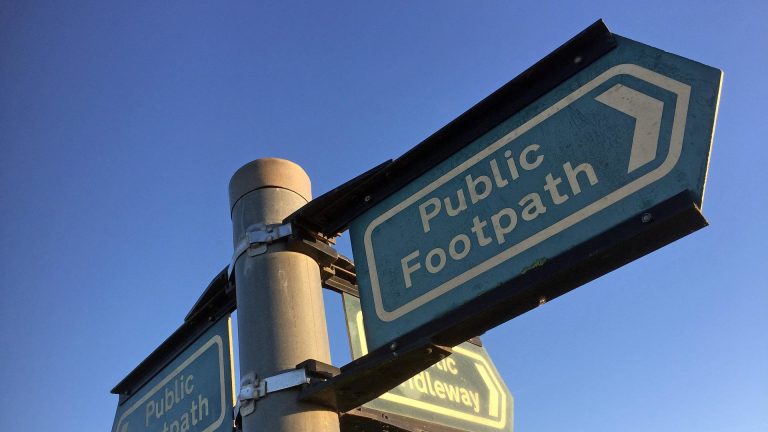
[342,294,513,432]
[113,20,725,432]
[344,31,722,351]
[111,316,235,432]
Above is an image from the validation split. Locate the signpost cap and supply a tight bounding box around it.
[229,158,312,212]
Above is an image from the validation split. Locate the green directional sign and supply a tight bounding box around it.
[343,293,513,432]
[348,31,722,352]
[111,316,235,432]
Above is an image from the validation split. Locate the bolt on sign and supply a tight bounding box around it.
[111,316,235,432]
[343,293,513,432]
[346,26,722,351]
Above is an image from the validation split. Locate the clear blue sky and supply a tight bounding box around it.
[1,2,766,431]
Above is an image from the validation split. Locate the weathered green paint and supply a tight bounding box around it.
[343,294,513,432]
[349,35,722,351]
[111,316,234,432]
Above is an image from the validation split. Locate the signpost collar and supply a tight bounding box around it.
[229,158,313,213]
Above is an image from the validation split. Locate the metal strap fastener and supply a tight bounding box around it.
[228,222,293,277]
[236,368,311,417]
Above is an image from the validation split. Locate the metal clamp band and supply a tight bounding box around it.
[228,222,293,277]
[236,368,311,417]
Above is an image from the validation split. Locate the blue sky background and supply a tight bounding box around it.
[1,2,766,431]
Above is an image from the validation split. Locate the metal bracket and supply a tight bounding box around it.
[228,222,293,277]
[300,340,452,413]
[236,366,314,418]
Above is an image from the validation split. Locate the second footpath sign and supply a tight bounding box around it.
[111,316,235,432]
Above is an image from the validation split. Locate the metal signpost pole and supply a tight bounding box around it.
[228,158,340,432]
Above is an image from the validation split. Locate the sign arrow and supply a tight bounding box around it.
[595,84,665,173]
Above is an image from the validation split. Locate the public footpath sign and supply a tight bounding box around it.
[348,32,722,351]
[343,294,513,432]
[111,316,235,432]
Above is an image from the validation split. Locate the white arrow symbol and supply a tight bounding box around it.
[595,84,665,173]
[474,362,500,417]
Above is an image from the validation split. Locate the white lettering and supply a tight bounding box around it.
[419,197,441,233]
[425,248,446,274]
[401,251,421,288]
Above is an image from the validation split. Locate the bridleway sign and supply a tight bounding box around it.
[343,294,513,432]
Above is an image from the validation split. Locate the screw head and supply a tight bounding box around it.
[641,213,653,223]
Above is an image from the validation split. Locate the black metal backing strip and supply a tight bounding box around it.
[289,19,617,238]
[289,159,393,235]
[110,267,235,403]
[184,267,235,322]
